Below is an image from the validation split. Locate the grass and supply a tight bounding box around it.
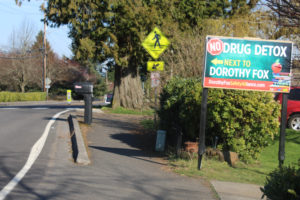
[169,129,300,186]
[140,119,156,131]
[101,106,155,116]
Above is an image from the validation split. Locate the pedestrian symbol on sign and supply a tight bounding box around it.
[153,31,161,48]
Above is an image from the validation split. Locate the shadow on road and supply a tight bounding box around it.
[43,117,67,122]
[0,156,68,200]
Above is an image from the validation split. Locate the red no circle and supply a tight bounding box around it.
[207,38,224,56]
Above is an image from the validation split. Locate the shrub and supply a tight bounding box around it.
[159,77,202,141]
[207,89,280,161]
[0,92,46,102]
[158,77,280,162]
[93,82,107,98]
[261,166,300,200]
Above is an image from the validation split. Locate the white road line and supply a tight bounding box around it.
[0,108,17,110]
[32,107,49,110]
[0,109,73,200]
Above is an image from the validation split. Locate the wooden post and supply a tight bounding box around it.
[43,13,47,92]
[198,88,208,170]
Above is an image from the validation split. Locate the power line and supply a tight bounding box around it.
[0,48,44,55]
[0,54,42,60]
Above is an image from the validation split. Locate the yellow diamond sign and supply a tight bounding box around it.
[142,27,170,59]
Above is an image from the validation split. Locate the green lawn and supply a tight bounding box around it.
[101,106,155,116]
[169,129,300,185]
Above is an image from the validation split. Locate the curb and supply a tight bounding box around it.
[75,108,104,113]
[67,114,90,165]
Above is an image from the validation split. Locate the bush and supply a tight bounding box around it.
[159,77,202,141]
[93,82,107,98]
[0,92,46,102]
[207,89,280,161]
[158,77,280,162]
[261,166,300,200]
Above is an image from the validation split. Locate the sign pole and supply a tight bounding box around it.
[154,86,158,130]
[46,88,49,101]
[198,87,208,170]
[279,93,288,168]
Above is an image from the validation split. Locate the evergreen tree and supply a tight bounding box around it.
[43,0,257,109]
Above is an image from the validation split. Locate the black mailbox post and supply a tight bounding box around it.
[74,82,93,125]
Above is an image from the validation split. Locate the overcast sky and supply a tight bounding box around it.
[0,0,72,58]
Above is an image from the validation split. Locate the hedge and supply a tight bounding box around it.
[159,77,280,162]
[261,166,300,200]
[0,92,47,102]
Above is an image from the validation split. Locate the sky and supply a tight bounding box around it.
[0,0,72,58]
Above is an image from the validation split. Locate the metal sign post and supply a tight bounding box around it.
[279,93,288,167]
[151,72,160,129]
[142,28,170,137]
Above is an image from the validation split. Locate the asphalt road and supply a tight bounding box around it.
[0,104,76,200]
[0,107,62,188]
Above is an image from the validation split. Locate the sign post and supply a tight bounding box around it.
[151,72,160,129]
[199,36,293,169]
[279,93,288,167]
[67,90,72,104]
[142,27,170,131]
[198,87,208,170]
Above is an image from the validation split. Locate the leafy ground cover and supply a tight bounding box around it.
[169,129,300,185]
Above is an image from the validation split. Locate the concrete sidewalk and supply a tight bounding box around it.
[75,112,217,199]
[211,180,265,200]
[72,111,266,200]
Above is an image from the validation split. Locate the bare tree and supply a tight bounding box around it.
[266,0,300,28]
[160,10,281,83]
[4,20,36,92]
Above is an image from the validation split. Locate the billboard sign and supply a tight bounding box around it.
[203,36,293,93]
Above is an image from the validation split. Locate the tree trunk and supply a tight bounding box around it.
[112,65,144,109]
[20,83,25,93]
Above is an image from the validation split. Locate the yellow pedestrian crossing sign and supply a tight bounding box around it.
[147,61,164,71]
[142,27,170,59]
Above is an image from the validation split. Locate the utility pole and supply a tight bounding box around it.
[43,13,47,92]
